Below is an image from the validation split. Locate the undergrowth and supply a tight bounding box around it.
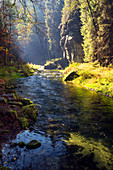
[63,62,113,97]
[0,63,34,81]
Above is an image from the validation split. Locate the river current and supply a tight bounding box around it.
[1,70,113,169]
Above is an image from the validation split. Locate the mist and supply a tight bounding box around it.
[22,33,49,65]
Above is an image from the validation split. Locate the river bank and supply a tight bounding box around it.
[63,62,113,98]
[0,63,38,168]
[1,69,113,169]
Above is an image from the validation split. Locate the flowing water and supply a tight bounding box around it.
[1,70,113,170]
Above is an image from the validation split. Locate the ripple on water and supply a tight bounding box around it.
[2,71,113,169]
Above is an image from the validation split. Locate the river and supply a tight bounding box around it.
[1,70,113,169]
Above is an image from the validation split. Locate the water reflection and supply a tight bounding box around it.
[2,71,113,169]
[65,83,113,142]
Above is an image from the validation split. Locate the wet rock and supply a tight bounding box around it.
[18,141,26,148]
[65,71,79,81]
[20,104,38,121]
[8,98,18,101]
[44,63,57,69]
[26,140,41,149]
[29,126,35,131]
[2,93,15,98]
[7,109,18,119]
[0,97,7,103]
[19,117,29,129]
[20,98,33,106]
[8,101,23,107]
[10,143,18,148]
[2,92,18,99]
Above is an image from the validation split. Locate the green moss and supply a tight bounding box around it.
[0,63,34,81]
[13,92,18,99]
[20,98,33,106]
[19,117,29,129]
[20,104,38,121]
[8,101,23,107]
[63,62,113,97]
[7,109,18,119]
[26,140,41,149]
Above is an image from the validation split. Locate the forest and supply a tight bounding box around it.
[0,0,113,169]
[0,0,113,66]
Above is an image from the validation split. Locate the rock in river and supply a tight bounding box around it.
[65,71,79,81]
[26,140,41,149]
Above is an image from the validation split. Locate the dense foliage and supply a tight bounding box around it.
[0,0,113,66]
[79,0,113,66]
[0,0,44,65]
[44,0,63,59]
[60,0,113,66]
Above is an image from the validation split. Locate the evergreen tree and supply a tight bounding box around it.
[97,0,113,66]
[44,0,63,59]
[79,0,113,66]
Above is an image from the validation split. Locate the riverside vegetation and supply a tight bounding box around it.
[0,62,39,163]
[43,58,113,98]
[63,62,113,97]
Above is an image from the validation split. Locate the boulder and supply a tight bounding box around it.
[26,140,41,149]
[65,71,79,81]
[44,63,57,69]
[18,141,26,148]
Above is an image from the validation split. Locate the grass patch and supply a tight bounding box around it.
[63,62,113,97]
[0,63,35,89]
[0,64,33,80]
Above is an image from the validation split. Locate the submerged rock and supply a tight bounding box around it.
[26,140,41,149]
[10,143,18,148]
[29,126,35,131]
[65,71,79,81]
[18,141,26,148]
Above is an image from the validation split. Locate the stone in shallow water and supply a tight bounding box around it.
[26,140,41,149]
[18,141,26,148]
[64,71,79,81]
